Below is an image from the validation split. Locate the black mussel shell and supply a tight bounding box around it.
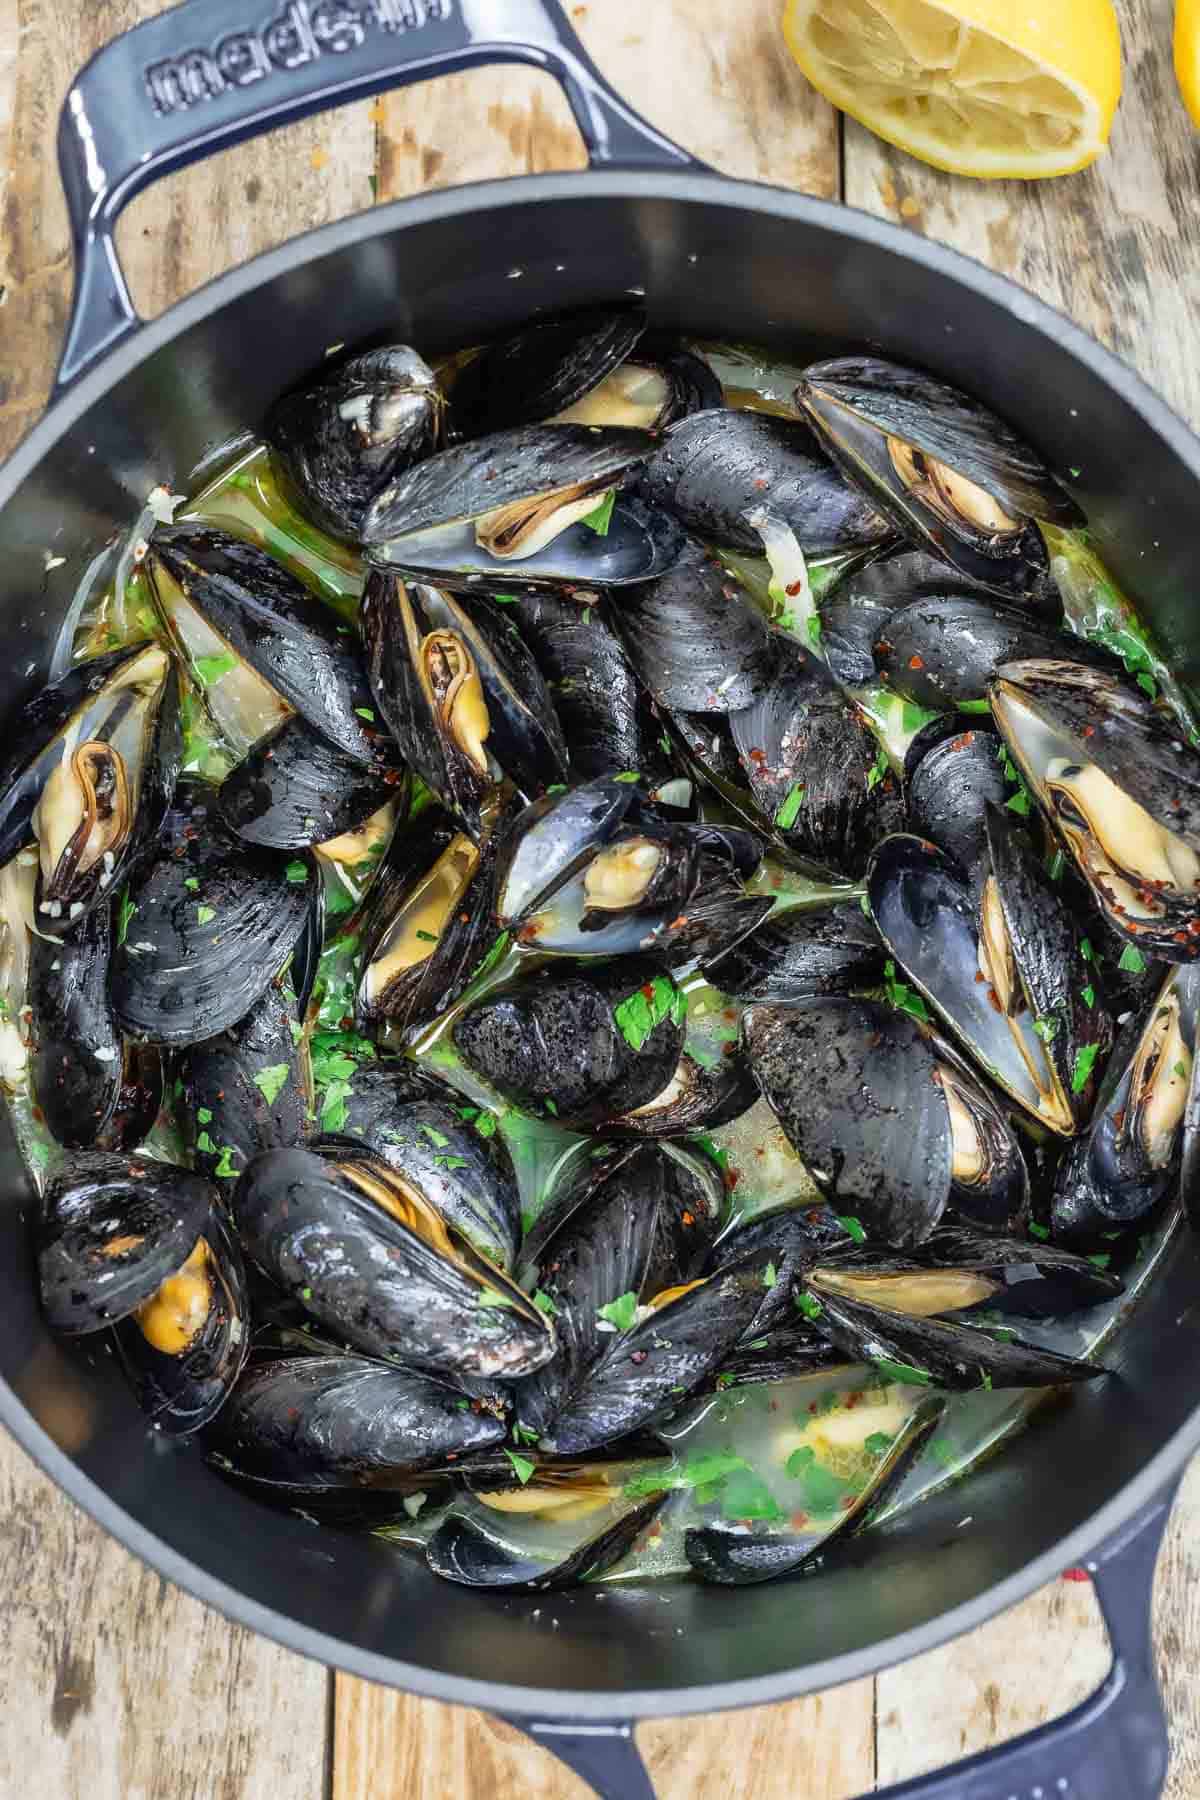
[38,1151,216,1334]
[508,590,679,794]
[149,526,385,766]
[639,409,893,555]
[729,647,904,879]
[93,1043,165,1155]
[517,1142,723,1443]
[0,644,180,928]
[448,307,648,438]
[180,978,310,1192]
[114,1206,249,1435]
[703,900,884,1003]
[707,1202,855,1339]
[235,1145,554,1381]
[991,659,1200,958]
[111,779,317,1046]
[541,1246,778,1456]
[361,573,567,837]
[685,1395,943,1587]
[709,1319,841,1390]
[218,714,400,851]
[798,1281,1104,1390]
[206,1353,504,1490]
[452,957,685,1127]
[983,802,1113,1129]
[290,874,326,1024]
[426,1482,667,1591]
[906,726,1007,883]
[601,1049,758,1139]
[819,589,897,688]
[266,345,443,542]
[740,999,953,1248]
[664,709,778,845]
[29,899,125,1149]
[316,1063,520,1271]
[848,546,1013,608]
[1054,965,1199,1237]
[874,596,1107,709]
[615,537,785,714]
[355,797,505,1035]
[868,833,1075,1133]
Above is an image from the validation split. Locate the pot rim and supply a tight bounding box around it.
[4,166,1200,1718]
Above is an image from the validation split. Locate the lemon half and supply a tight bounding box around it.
[783,0,1122,180]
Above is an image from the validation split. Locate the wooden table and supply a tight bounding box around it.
[2,2,1199,1793]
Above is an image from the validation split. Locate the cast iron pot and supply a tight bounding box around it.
[3,4,1199,1795]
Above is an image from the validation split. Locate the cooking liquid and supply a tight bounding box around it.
[6,342,1183,1582]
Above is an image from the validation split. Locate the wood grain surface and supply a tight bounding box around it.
[2,1,1199,1796]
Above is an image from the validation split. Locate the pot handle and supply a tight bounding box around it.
[503,1484,1178,1800]
[54,0,703,393]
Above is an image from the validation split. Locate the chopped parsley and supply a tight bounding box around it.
[196,905,216,926]
[184,876,200,892]
[836,1215,867,1243]
[1118,944,1147,974]
[415,928,439,944]
[422,1125,450,1149]
[1005,788,1032,817]
[532,1289,558,1317]
[795,1291,824,1321]
[473,1110,499,1139]
[470,931,510,983]
[864,1432,894,1458]
[614,974,678,1051]
[193,652,238,688]
[958,697,991,714]
[116,894,137,946]
[580,489,616,535]
[1080,938,1094,962]
[355,706,375,722]
[1072,1042,1101,1093]
[775,782,806,830]
[866,747,890,792]
[762,1261,777,1290]
[213,1144,240,1179]
[1175,1061,1189,1080]
[1032,1015,1060,1044]
[883,958,930,1024]
[196,1107,213,1125]
[1088,1252,1112,1271]
[612,770,641,784]
[1082,984,1096,1010]
[597,1291,639,1331]
[1028,1221,1050,1241]
[872,1357,934,1386]
[477,1287,517,1310]
[285,860,309,884]
[253,1064,291,1106]
[504,1449,536,1485]
[786,1445,849,1514]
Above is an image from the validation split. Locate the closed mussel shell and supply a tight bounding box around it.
[448,306,648,437]
[218,714,400,851]
[38,1151,216,1335]
[874,596,1111,709]
[703,900,884,1003]
[180,978,311,1192]
[28,899,125,1149]
[906,726,1007,884]
[600,1050,759,1139]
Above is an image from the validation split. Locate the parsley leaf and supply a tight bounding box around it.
[580,489,616,536]
[532,1289,558,1317]
[116,894,137,946]
[504,1449,536,1485]
[597,1291,639,1331]
[614,974,678,1051]
[1072,1042,1101,1093]
[253,1063,292,1106]
[1118,944,1147,974]
[285,860,309,884]
[775,782,806,830]
[477,1287,516,1311]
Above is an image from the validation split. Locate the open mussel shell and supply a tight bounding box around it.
[868,833,1084,1135]
[615,536,785,714]
[111,780,317,1046]
[28,899,124,1149]
[426,1463,669,1591]
[180,978,310,1192]
[361,573,566,836]
[114,1205,249,1435]
[710,1319,842,1390]
[508,590,680,794]
[639,408,894,555]
[873,597,1107,709]
[906,726,1008,885]
[729,648,904,879]
[234,1144,554,1381]
[990,659,1200,958]
[982,802,1113,1129]
[706,1202,855,1340]
[0,643,181,927]
[218,714,400,851]
[517,1141,723,1443]
[266,345,443,543]
[206,1352,505,1493]
[601,1049,758,1139]
[448,306,649,437]
[541,1247,781,1457]
[38,1151,217,1335]
[798,1280,1105,1391]
[685,1395,943,1587]
[797,357,1080,600]
[703,900,884,1003]
[808,1223,1123,1322]
[741,999,953,1248]
[1054,964,1199,1239]
[354,796,504,1036]
[315,1066,521,1272]
[452,956,685,1127]
[148,525,385,766]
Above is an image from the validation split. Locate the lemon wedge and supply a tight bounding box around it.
[1176,0,1200,126]
[783,0,1122,180]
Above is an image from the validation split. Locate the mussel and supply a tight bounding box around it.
[0,643,180,927]
[990,659,1200,959]
[206,1351,506,1505]
[111,779,317,1046]
[452,957,685,1127]
[1053,963,1200,1243]
[741,999,1029,1246]
[362,424,683,587]
[905,725,1008,884]
[868,830,1110,1133]
[148,525,386,765]
[266,345,444,542]
[354,797,507,1035]
[797,357,1081,600]
[702,900,885,1003]
[360,573,568,836]
[0,847,35,1088]
[234,1144,554,1381]
[639,409,893,555]
[218,714,401,851]
[600,1048,758,1139]
[180,977,311,1191]
[873,596,1106,709]
[729,645,904,878]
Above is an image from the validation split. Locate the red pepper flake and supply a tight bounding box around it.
[723,1009,738,1023]
[840,1494,857,1509]
[516,921,542,944]
[950,734,972,751]
[669,914,689,930]
[908,654,925,670]
[769,1398,779,1412]
[630,1349,648,1365]
[748,747,768,768]
[784,579,803,596]
[753,476,770,491]
[844,1390,863,1409]
[1112,1108,1126,1132]
[1176,931,1191,944]
[725,1166,741,1191]
[681,1210,695,1227]
[641,982,657,1002]
[1082,725,1095,738]
[986,986,1003,1012]
[790,1511,809,1530]
[1062,1567,1091,1583]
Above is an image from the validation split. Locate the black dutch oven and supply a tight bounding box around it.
[3,4,1199,1796]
